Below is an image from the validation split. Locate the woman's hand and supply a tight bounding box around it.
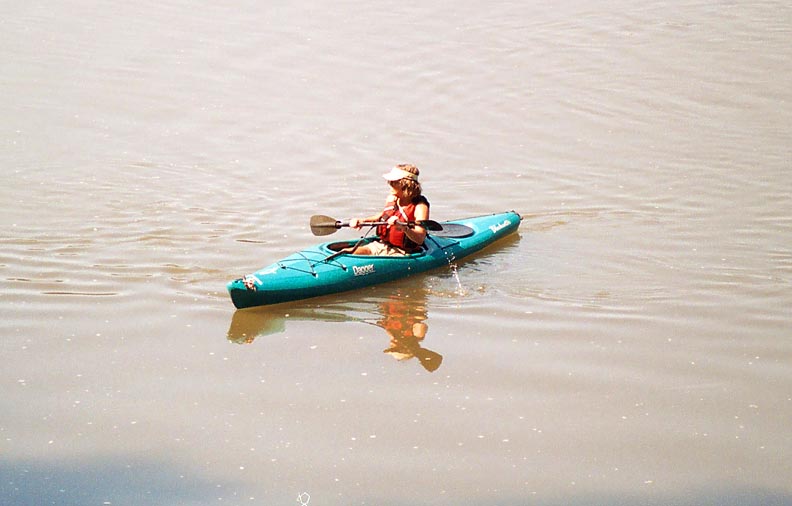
[350,218,361,229]
[387,215,404,230]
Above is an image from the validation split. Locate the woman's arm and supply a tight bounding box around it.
[350,210,385,228]
[351,195,394,228]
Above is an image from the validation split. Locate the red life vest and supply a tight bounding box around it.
[377,196,430,252]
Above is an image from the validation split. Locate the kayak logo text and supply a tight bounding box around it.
[352,264,376,276]
[489,219,512,234]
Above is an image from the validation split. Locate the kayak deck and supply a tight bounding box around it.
[228,211,521,309]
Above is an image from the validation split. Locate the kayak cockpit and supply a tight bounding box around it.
[323,239,428,257]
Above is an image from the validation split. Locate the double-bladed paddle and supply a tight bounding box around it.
[310,214,473,238]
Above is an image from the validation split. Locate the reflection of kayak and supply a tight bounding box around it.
[227,211,521,309]
[226,302,358,342]
[226,289,444,372]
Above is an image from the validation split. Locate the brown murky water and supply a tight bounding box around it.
[2,1,791,505]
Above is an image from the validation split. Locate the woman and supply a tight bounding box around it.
[348,164,430,255]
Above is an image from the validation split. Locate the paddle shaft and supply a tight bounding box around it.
[309,214,473,238]
[338,220,426,230]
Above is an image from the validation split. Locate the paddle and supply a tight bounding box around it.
[310,215,474,238]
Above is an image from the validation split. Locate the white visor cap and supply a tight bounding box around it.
[382,167,418,182]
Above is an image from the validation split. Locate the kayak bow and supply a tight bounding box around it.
[227,210,521,309]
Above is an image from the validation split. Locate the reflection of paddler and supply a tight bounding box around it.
[378,296,442,372]
[226,290,444,372]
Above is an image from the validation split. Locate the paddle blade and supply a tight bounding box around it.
[417,220,443,231]
[310,215,342,236]
[426,222,474,238]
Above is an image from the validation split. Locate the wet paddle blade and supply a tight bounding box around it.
[310,215,343,236]
[418,220,443,231]
[427,222,474,238]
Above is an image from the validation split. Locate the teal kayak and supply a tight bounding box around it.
[227,210,521,309]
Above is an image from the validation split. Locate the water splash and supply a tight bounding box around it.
[443,249,469,296]
[448,262,467,296]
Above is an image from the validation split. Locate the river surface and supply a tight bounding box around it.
[2,1,791,505]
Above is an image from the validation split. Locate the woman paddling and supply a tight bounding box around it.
[348,164,430,255]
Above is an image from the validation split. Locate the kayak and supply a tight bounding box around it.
[227,210,521,309]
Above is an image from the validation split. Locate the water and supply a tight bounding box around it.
[2,1,791,505]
